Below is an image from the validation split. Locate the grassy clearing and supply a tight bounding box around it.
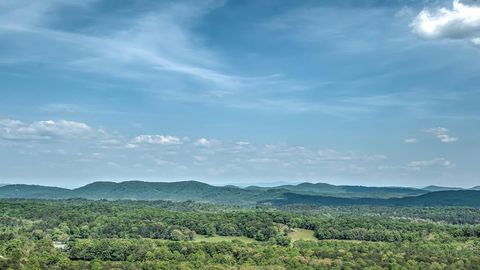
[288,228,317,242]
[321,239,362,244]
[193,235,257,243]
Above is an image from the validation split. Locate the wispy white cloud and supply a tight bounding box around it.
[0,1,340,114]
[0,118,100,141]
[235,141,250,146]
[194,138,221,147]
[39,103,86,114]
[194,138,211,147]
[0,0,94,28]
[0,2,238,84]
[131,135,183,146]
[411,0,480,48]
[38,103,121,115]
[193,155,208,162]
[404,138,418,144]
[424,127,459,143]
[3,1,471,118]
[264,5,396,53]
[247,158,278,163]
[408,157,455,170]
[472,37,480,46]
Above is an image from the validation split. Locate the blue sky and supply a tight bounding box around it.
[0,0,479,188]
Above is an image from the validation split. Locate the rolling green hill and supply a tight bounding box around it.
[71,180,272,204]
[0,184,73,199]
[246,182,425,198]
[0,181,477,207]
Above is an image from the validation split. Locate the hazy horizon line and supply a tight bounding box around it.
[0,178,472,190]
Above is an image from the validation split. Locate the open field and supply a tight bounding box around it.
[288,228,317,242]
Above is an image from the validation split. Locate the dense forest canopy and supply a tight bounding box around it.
[1,199,480,269]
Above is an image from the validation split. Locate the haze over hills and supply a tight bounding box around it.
[1,180,480,207]
[422,185,464,192]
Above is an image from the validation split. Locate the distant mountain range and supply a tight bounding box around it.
[262,190,480,207]
[246,182,427,198]
[0,180,478,206]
